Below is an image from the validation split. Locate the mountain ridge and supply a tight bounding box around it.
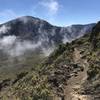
[0,16,95,56]
[0,16,95,27]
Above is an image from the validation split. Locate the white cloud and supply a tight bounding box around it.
[0,35,16,47]
[0,35,42,56]
[0,35,54,57]
[0,25,10,34]
[40,0,60,15]
[8,40,42,57]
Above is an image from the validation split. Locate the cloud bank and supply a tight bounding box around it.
[0,35,55,57]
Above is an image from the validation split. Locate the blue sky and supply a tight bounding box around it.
[0,0,100,26]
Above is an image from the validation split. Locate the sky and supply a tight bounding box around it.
[0,0,100,26]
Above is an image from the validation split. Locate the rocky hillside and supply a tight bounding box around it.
[0,20,99,100]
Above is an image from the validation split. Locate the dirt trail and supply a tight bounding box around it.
[64,48,91,100]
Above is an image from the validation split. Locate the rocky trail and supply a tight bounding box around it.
[63,48,91,100]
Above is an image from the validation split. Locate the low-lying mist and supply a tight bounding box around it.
[0,35,55,57]
[0,24,73,57]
